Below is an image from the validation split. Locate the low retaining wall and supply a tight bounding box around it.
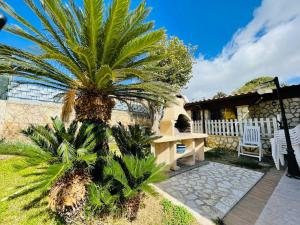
[206,135,240,150]
[206,135,271,151]
[0,100,150,141]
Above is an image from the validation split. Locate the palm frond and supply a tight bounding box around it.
[101,0,129,64]
[57,141,76,163]
[95,65,113,88]
[84,0,103,69]
[113,30,164,68]
[61,89,76,122]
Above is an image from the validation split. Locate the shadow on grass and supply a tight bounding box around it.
[205,148,274,172]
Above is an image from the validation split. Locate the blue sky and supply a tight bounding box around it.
[140,0,261,58]
[1,0,300,99]
[2,0,261,58]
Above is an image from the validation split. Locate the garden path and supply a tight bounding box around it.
[156,162,263,219]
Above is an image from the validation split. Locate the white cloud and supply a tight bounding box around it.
[183,0,300,101]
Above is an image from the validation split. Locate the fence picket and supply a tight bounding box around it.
[249,118,253,126]
[222,120,226,136]
[234,119,238,136]
[260,118,266,137]
[239,119,243,136]
[192,117,277,138]
[254,118,259,127]
[229,120,233,136]
[272,117,278,132]
[266,118,271,137]
[218,120,222,135]
[226,120,230,135]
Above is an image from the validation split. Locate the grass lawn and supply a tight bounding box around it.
[0,156,55,225]
[205,148,274,172]
[0,143,198,225]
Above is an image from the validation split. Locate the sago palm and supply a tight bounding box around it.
[0,0,174,123]
[104,155,167,220]
[1,118,98,221]
[111,122,157,158]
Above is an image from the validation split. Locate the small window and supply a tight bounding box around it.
[210,108,224,120]
[191,110,201,121]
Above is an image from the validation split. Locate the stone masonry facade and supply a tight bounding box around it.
[206,135,240,150]
[206,135,271,152]
[0,100,150,141]
[249,97,300,128]
[206,98,300,151]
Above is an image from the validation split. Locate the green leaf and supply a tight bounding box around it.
[101,0,129,64]
[57,141,75,163]
[113,29,165,68]
[95,65,113,88]
[84,0,103,68]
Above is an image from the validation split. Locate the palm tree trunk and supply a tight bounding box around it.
[49,170,91,223]
[74,92,115,123]
[74,92,114,182]
[125,193,143,221]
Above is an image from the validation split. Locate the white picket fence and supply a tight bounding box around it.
[193,117,278,138]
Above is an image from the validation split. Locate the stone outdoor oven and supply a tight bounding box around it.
[159,95,193,136]
[151,95,207,170]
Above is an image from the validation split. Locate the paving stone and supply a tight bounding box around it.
[156,162,263,219]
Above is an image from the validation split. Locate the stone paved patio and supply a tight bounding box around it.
[156,162,263,219]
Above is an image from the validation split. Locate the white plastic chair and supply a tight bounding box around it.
[271,124,300,170]
[238,126,263,161]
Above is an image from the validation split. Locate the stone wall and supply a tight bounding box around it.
[249,97,300,128]
[206,135,240,150]
[236,105,249,120]
[206,135,271,152]
[0,100,150,141]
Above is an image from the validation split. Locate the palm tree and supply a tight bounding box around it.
[1,118,98,221]
[0,0,174,123]
[104,155,167,220]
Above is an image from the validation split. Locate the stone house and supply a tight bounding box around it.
[184,84,300,150]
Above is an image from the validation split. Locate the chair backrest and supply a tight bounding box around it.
[290,124,300,145]
[274,124,300,148]
[242,126,261,145]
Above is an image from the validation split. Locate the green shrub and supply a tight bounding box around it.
[111,123,157,159]
[231,158,262,169]
[98,155,167,220]
[86,183,119,214]
[161,199,194,225]
[104,155,167,199]
[0,118,99,222]
[22,116,99,155]
[0,142,41,156]
[205,148,226,158]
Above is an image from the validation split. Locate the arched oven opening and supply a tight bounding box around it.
[174,114,191,133]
